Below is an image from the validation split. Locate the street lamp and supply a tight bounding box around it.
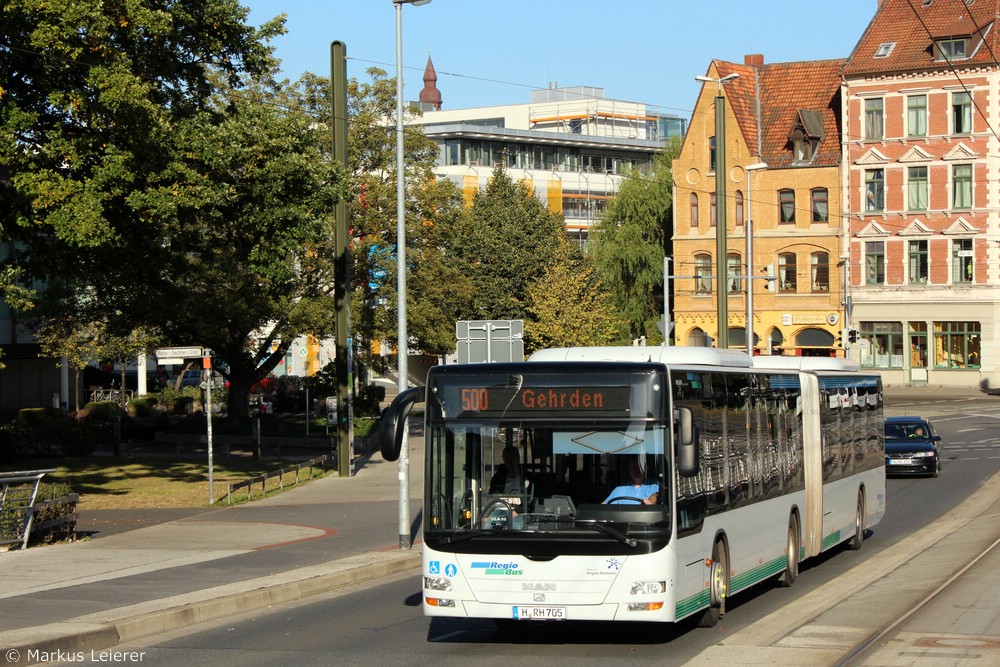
[744,163,767,357]
[695,72,740,348]
[394,0,431,551]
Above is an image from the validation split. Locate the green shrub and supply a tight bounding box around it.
[129,396,160,418]
[353,417,379,438]
[354,384,386,418]
[82,401,121,421]
[4,410,109,458]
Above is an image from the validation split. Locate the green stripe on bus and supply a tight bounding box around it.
[731,556,785,590]
[676,589,710,617]
[822,531,841,550]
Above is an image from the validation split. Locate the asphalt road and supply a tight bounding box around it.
[112,393,1000,666]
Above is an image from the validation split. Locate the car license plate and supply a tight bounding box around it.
[513,606,565,620]
[889,459,911,465]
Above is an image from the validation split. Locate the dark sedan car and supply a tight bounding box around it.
[884,416,941,477]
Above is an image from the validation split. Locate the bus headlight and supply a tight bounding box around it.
[424,577,453,592]
[627,602,665,611]
[630,580,666,595]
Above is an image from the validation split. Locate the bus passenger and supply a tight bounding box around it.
[604,457,659,505]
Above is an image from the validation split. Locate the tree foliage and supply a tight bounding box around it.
[2,3,349,418]
[458,166,565,321]
[589,139,681,342]
[526,240,624,352]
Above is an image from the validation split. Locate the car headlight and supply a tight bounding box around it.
[912,451,935,458]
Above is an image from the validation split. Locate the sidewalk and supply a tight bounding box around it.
[0,445,424,666]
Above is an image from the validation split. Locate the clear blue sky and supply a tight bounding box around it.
[243,0,879,118]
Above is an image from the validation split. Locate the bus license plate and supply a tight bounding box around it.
[513,606,565,620]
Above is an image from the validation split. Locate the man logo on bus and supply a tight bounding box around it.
[445,564,457,577]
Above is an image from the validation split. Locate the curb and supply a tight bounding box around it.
[1,549,421,665]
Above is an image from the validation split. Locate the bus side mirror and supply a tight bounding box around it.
[675,406,699,477]
[378,386,423,461]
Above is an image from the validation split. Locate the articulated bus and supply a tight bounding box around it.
[378,346,884,627]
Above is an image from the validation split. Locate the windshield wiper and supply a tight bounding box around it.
[574,519,638,547]
[441,528,499,545]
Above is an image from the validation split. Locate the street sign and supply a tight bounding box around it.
[155,346,207,360]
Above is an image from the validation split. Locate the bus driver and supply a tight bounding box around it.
[604,457,659,505]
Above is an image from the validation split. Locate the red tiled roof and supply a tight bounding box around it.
[843,0,999,76]
[713,58,845,168]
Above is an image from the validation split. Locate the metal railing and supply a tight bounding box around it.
[0,470,53,549]
[224,456,330,505]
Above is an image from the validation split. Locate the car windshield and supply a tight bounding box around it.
[885,423,929,439]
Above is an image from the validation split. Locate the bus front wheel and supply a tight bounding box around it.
[699,540,728,627]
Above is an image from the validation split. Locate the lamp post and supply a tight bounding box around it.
[744,162,767,357]
[696,72,739,348]
[394,0,431,551]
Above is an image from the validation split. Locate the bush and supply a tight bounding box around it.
[82,401,122,421]
[354,384,386,418]
[354,417,378,438]
[3,409,110,458]
[129,396,161,419]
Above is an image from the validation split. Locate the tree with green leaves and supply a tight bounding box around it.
[589,139,681,343]
[458,166,566,321]
[526,239,624,352]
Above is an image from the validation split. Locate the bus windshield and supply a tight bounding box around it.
[423,364,672,551]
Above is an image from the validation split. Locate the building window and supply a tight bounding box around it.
[907,166,928,211]
[937,37,968,61]
[908,239,928,284]
[952,91,972,134]
[811,188,828,222]
[727,253,742,294]
[811,252,830,292]
[934,321,980,368]
[779,189,795,223]
[859,321,904,368]
[709,136,717,171]
[735,190,744,227]
[953,164,972,209]
[778,253,797,292]
[909,322,928,368]
[874,42,896,58]
[865,98,884,140]
[953,238,974,283]
[865,241,885,285]
[865,169,885,211]
[907,95,927,137]
[694,254,712,294]
[690,193,699,228]
[710,192,717,227]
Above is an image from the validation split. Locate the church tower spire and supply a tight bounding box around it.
[419,54,442,110]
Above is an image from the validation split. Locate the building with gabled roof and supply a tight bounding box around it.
[841,0,998,388]
[672,55,847,356]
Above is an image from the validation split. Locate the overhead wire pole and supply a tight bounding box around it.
[331,41,352,477]
[696,72,739,349]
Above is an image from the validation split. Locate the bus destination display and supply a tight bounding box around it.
[458,385,631,416]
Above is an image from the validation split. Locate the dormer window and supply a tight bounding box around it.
[875,42,896,58]
[789,109,825,164]
[936,37,969,60]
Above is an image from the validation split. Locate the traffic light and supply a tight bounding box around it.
[763,264,777,292]
[838,329,845,347]
[848,329,859,344]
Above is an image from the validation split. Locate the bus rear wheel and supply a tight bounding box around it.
[779,515,799,587]
[698,540,728,627]
[847,490,865,550]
